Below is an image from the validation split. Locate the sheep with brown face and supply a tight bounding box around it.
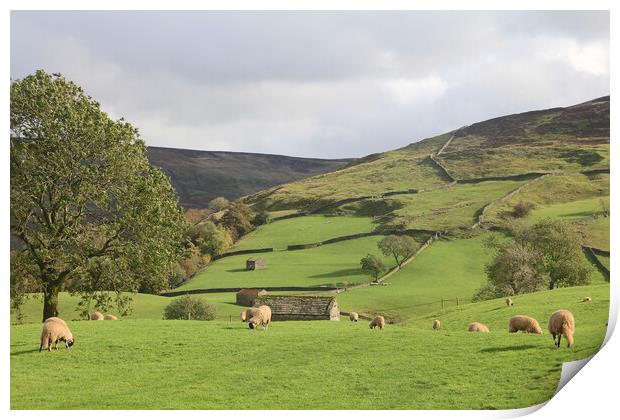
[369,315,385,330]
[433,319,441,330]
[468,322,490,333]
[40,318,74,352]
[90,312,104,321]
[508,315,543,334]
[548,310,575,348]
[349,312,359,322]
[240,307,260,322]
[248,305,272,331]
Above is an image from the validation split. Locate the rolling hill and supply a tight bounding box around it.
[146,147,352,208]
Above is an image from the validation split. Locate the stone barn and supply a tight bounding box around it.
[235,289,268,306]
[246,258,267,270]
[254,295,340,321]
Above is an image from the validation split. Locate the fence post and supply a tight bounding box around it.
[457,297,460,306]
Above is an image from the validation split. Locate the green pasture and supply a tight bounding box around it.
[10,283,608,409]
[233,215,377,251]
[527,197,607,222]
[580,217,610,251]
[176,235,393,290]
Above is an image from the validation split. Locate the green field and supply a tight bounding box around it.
[10,284,608,409]
[337,234,493,320]
[11,292,243,325]
[233,215,377,251]
[527,197,607,222]
[580,217,610,251]
[177,235,393,290]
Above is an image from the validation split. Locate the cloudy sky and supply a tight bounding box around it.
[11,11,609,159]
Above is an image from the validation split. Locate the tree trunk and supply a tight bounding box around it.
[42,284,60,322]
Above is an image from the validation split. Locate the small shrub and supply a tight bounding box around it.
[163,295,216,321]
[512,202,535,218]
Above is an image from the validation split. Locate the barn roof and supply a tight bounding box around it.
[236,288,267,295]
[254,295,337,316]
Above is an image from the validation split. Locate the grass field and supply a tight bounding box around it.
[336,234,494,320]
[10,284,608,410]
[233,215,377,251]
[527,197,607,222]
[11,292,243,325]
[176,235,393,290]
[580,217,610,251]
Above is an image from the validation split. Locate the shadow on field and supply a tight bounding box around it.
[480,344,538,353]
[308,268,360,278]
[227,268,248,273]
[11,349,40,356]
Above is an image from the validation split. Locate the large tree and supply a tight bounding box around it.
[378,235,418,268]
[10,71,187,321]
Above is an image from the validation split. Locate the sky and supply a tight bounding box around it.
[10,11,609,159]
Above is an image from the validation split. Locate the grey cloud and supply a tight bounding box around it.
[10,11,609,158]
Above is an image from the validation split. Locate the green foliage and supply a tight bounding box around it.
[188,221,233,257]
[10,70,186,321]
[360,254,387,281]
[219,201,256,240]
[518,219,592,289]
[378,235,418,267]
[163,295,216,321]
[208,196,230,212]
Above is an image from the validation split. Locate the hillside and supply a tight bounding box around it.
[146,147,351,208]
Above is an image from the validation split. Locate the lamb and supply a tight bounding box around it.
[468,322,490,333]
[240,307,260,322]
[582,296,592,302]
[506,298,514,306]
[248,305,272,330]
[433,319,441,330]
[103,314,118,320]
[369,315,385,330]
[508,315,543,334]
[90,311,104,321]
[40,318,74,352]
[548,309,575,348]
[349,312,359,322]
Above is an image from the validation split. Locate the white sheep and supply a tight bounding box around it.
[468,322,490,333]
[506,298,514,307]
[240,307,260,322]
[433,319,441,330]
[508,315,543,334]
[582,296,592,302]
[248,305,272,330]
[349,312,359,322]
[103,314,118,320]
[548,309,575,348]
[369,315,385,330]
[40,318,74,352]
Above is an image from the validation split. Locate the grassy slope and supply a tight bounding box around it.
[527,197,607,221]
[337,234,494,320]
[232,215,376,251]
[10,284,608,410]
[177,235,393,290]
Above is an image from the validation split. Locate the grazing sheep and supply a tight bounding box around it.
[582,296,592,302]
[468,322,490,333]
[349,312,359,322]
[369,315,385,330]
[44,317,67,326]
[433,319,441,330]
[506,298,514,306]
[508,315,543,334]
[240,307,260,322]
[90,311,104,321]
[103,314,118,320]
[248,305,272,331]
[40,318,74,352]
[548,310,575,348]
